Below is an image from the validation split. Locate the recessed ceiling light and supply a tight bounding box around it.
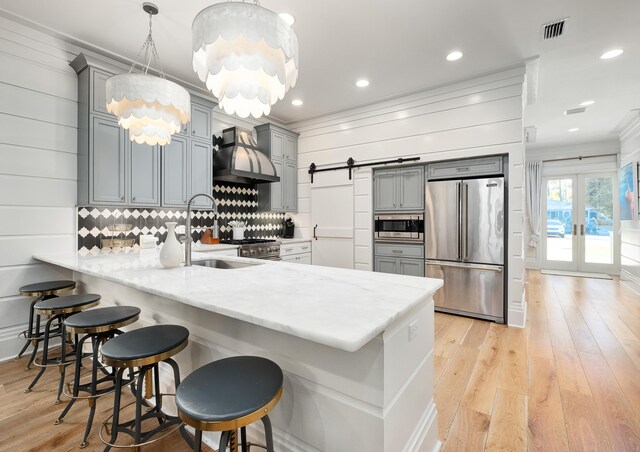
[568,128,580,132]
[291,99,303,106]
[356,79,370,88]
[279,13,295,26]
[600,49,623,59]
[580,100,595,106]
[446,51,463,61]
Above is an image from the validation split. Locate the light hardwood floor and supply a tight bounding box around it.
[1,270,639,451]
[436,270,640,451]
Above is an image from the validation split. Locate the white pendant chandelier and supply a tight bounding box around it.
[192,1,299,119]
[106,3,190,146]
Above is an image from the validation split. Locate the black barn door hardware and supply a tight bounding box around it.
[308,157,421,183]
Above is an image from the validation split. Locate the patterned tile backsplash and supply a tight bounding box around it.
[77,182,285,254]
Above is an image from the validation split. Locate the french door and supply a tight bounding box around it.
[542,172,617,274]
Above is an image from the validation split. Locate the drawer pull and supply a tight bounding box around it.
[284,248,293,252]
[392,250,403,254]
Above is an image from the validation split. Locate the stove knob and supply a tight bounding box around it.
[241,249,249,257]
[250,249,257,256]
[259,248,265,254]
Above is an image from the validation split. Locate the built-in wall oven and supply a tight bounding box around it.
[374,213,424,242]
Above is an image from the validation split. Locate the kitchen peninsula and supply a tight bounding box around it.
[34,250,442,452]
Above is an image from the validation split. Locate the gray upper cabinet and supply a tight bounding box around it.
[190,102,212,140]
[256,123,299,213]
[91,115,126,205]
[72,53,216,208]
[130,141,160,206]
[90,69,110,115]
[162,135,189,207]
[190,140,213,208]
[374,170,397,211]
[428,156,502,180]
[374,166,424,212]
[398,167,424,210]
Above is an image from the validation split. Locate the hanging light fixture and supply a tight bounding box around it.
[106,2,190,146]
[192,1,299,119]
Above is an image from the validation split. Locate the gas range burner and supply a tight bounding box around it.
[221,239,277,245]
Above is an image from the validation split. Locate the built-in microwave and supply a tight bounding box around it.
[374,213,424,242]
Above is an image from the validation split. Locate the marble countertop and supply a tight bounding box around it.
[34,250,442,352]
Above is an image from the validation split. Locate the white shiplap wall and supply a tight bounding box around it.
[0,16,78,360]
[619,112,640,294]
[289,67,527,326]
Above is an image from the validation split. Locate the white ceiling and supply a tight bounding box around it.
[0,0,638,148]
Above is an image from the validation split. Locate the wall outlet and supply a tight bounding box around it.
[408,320,418,342]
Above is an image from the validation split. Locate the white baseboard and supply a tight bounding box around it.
[508,301,527,328]
[620,269,640,296]
[0,323,27,363]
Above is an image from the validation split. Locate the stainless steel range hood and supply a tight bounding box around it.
[213,127,280,184]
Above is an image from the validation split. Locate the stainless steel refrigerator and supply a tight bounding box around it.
[425,177,505,322]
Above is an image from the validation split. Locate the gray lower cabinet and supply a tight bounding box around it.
[374,243,425,277]
[256,123,299,213]
[374,166,424,212]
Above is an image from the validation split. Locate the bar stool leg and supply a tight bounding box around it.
[55,323,68,404]
[194,430,202,452]
[134,365,148,446]
[25,311,43,370]
[80,335,102,448]
[219,431,230,451]
[16,295,43,361]
[25,315,56,392]
[262,415,274,452]
[56,334,91,424]
[241,427,247,452]
[106,367,126,452]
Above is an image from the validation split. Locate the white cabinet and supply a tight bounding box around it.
[280,241,312,264]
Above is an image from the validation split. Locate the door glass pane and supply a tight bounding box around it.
[584,176,614,264]
[546,178,573,261]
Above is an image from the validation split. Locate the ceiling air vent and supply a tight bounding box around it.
[541,18,568,40]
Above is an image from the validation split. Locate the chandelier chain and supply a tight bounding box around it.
[128,11,165,78]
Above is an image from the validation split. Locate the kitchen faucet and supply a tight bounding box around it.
[184,193,217,267]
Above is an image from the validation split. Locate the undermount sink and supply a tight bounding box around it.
[192,259,262,269]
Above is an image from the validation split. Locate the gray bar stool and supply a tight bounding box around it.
[55,306,141,449]
[17,280,76,368]
[176,356,283,452]
[99,324,191,451]
[26,293,101,396]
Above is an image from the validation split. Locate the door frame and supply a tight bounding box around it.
[541,172,619,274]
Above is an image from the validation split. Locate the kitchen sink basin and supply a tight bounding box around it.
[192,259,262,269]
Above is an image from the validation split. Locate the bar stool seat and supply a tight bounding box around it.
[16,280,76,368]
[55,306,141,449]
[176,356,283,452]
[34,294,101,315]
[99,325,190,451]
[25,293,101,396]
[20,280,76,296]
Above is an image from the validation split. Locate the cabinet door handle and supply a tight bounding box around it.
[192,130,196,135]
[120,196,125,201]
[580,224,584,236]
[313,225,318,240]
[132,196,136,201]
[573,224,577,236]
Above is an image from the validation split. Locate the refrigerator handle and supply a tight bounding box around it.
[464,183,469,262]
[456,182,462,260]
